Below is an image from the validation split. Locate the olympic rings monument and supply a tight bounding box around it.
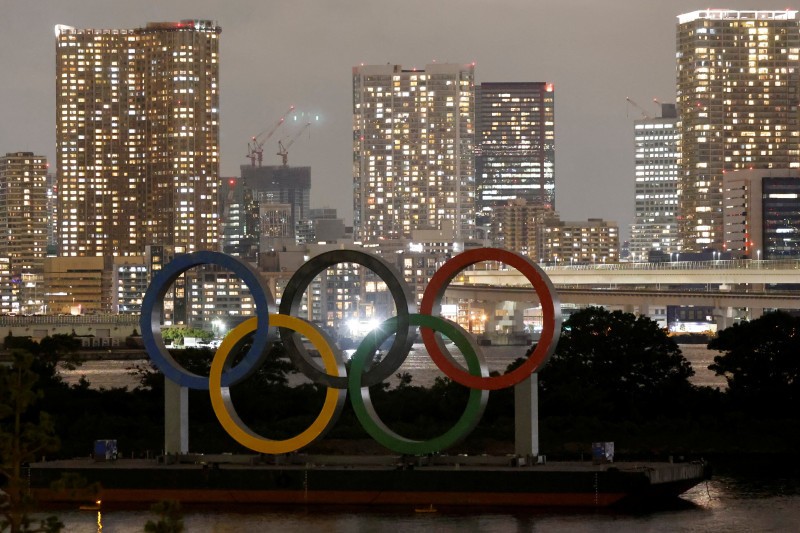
[29,247,711,508]
[140,247,562,459]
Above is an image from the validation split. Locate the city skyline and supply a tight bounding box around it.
[0,1,788,241]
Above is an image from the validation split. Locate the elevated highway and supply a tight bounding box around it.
[446,260,800,331]
[458,259,800,287]
[445,286,800,311]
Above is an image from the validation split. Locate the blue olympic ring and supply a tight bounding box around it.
[140,251,275,389]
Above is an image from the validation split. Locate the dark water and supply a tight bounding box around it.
[50,473,800,532]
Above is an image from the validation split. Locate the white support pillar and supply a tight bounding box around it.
[164,379,188,454]
[713,307,734,331]
[514,373,539,457]
[484,305,498,335]
[512,303,525,333]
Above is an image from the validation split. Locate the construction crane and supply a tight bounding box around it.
[247,106,295,167]
[625,97,651,119]
[277,122,311,166]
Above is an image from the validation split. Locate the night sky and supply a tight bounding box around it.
[0,1,783,238]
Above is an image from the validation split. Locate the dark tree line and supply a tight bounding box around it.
[2,308,799,471]
[709,310,800,416]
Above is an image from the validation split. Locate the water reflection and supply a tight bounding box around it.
[54,487,800,533]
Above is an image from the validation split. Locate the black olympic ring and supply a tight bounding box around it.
[278,249,417,388]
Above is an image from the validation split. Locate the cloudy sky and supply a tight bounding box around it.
[0,1,782,238]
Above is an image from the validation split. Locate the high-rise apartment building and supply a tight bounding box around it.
[676,9,800,251]
[475,82,555,228]
[55,20,221,257]
[0,152,49,275]
[723,169,800,259]
[630,104,680,261]
[352,63,475,242]
[537,216,619,265]
[489,199,551,257]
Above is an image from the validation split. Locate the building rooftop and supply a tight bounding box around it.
[678,9,798,24]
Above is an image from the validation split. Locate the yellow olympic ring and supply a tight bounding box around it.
[208,315,346,454]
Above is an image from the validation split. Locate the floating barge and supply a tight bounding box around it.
[29,454,710,509]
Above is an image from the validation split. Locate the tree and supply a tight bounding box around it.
[538,307,695,420]
[0,351,62,533]
[160,326,213,346]
[709,311,800,415]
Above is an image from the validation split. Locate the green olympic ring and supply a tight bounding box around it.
[347,314,489,455]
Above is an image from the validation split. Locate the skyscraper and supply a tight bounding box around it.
[55,20,220,257]
[630,104,680,261]
[352,63,475,243]
[676,9,800,251]
[475,82,555,227]
[0,152,49,275]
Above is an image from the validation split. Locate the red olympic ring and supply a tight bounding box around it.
[420,248,561,390]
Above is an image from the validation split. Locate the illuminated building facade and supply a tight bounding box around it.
[630,104,680,261]
[112,255,147,314]
[537,216,619,265]
[475,82,555,228]
[353,63,475,242]
[43,256,112,314]
[0,152,49,313]
[0,258,14,315]
[723,169,800,259]
[187,267,256,328]
[0,152,49,274]
[46,171,58,255]
[676,10,800,251]
[55,20,220,257]
[220,176,258,260]
[490,199,551,257]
